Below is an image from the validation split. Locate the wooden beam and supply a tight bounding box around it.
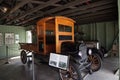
[16,13,43,25]
[10,0,33,14]
[14,0,88,25]
[66,4,116,17]
[28,3,34,9]
[76,13,117,21]
[0,0,32,21]
[15,0,116,25]
[44,0,89,14]
[0,0,33,21]
[73,8,117,20]
[31,0,76,8]
[30,1,45,4]
[76,13,117,24]
[22,19,37,27]
[54,0,116,16]
[7,0,60,24]
[19,9,116,25]
[76,17,117,25]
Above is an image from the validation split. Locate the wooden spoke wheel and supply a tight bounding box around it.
[88,54,102,72]
[20,50,27,64]
[59,63,82,80]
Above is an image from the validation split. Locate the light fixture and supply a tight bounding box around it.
[0,7,8,13]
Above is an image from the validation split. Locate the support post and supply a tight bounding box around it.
[5,45,9,64]
[32,53,35,80]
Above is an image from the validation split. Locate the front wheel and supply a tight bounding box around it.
[88,54,102,72]
[59,62,82,80]
[20,50,27,64]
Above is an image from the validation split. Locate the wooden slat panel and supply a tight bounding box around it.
[66,4,116,17]
[0,0,33,21]
[55,0,115,16]
[76,14,117,24]
[14,0,88,25]
[73,8,117,20]
[7,0,60,24]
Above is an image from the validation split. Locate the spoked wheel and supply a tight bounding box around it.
[20,50,27,64]
[59,63,82,80]
[88,54,102,72]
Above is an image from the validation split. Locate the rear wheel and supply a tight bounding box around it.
[59,62,82,80]
[20,50,27,64]
[88,54,102,72]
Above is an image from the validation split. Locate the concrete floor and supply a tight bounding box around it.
[0,56,119,80]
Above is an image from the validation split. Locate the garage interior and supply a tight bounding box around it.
[0,0,119,80]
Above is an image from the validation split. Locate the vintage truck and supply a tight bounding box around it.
[19,16,102,73]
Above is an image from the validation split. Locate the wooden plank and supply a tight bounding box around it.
[66,4,116,17]
[76,14,117,24]
[7,0,60,24]
[55,0,115,16]
[16,12,43,25]
[30,1,46,4]
[0,0,33,21]
[10,0,32,14]
[73,8,117,20]
[17,4,116,25]
[45,0,89,14]
[15,0,88,25]
[75,12,117,21]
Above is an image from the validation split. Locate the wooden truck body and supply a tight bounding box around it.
[19,16,75,63]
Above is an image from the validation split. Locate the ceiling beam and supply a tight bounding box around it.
[0,0,33,21]
[31,0,76,8]
[66,4,116,17]
[10,0,33,14]
[16,0,116,25]
[18,8,116,25]
[73,8,117,20]
[76,17,117,25]
[44,0,89,14]
[30,0,45,4]
[14,0,88,25]
[16,13,43,25]
[75,13,117,24]
[7,0,60,24]
[54,0,116,16]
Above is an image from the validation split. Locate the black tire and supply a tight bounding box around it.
[88,54,102,72]
[59,62,83,80]
[20,50,27,64]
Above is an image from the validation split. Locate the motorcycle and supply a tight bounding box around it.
[59,41,102,80]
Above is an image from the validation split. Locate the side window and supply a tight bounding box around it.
[59,24,72,32]
[26,31,32,43]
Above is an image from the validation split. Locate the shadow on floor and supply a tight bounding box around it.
[0,56,119,80]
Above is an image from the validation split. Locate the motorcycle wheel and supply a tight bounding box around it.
[59,62,82,80]
[88,54,102,72]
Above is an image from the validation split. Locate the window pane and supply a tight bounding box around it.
[59,24,72,32]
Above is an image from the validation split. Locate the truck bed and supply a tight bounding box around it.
[19,43,38,53]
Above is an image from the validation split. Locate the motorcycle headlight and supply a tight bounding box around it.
[88,49,92,55]
[78,51,82,57]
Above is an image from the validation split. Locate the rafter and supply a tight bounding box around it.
[0,0,33,21]
[77,17,117,25]
[14,0,89,25]
[54,0,115,16]
[44,0,89,14]
[7,0,60,24]
[10,0,32,14]
[16,12,43,25]
[73,8,117,20]
[66,4,116,17]
[76,13,117,24]
[31,0,76,8]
